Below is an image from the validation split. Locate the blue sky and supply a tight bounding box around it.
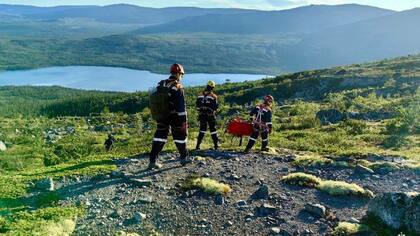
[0,0,419,11]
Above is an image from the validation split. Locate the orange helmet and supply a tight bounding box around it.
[170,63,185,75]
[264,95,274,103]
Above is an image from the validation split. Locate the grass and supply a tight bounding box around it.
[333,222,371,236]
[282,173,374,198]
[184,177,231,195]
[293,154,332,167]
[0,206,84,235]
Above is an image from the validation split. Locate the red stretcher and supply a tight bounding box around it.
[226,118,253,146]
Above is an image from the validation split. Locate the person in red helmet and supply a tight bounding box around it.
[244,95,274,153]
[148,63,191,170]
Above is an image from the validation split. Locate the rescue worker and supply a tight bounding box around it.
[148,64,191,170]
[244,95,274,153]
[104,133,116,151]
[195,81,219,150]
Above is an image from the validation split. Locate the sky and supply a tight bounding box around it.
[0,0,419,11]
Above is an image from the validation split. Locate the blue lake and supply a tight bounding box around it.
[0,66,267,92]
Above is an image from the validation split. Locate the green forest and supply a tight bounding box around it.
[0,54,419,235]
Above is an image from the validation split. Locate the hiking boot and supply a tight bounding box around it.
[243,148,251,154]
[180,157,192,166]
[147,161,162,170]
[261,147,270,152]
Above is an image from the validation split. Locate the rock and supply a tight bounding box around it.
[35,177,54,191]
[215,195,225,205]
[354,164,374,175]
[271,227,281,234]
[129,179,152,187]
[133,212,147,223]
[230,174,240,180]
[279,229,292,236]
[251,185,269,200]
[304,203,326,218]
[0,141,6,151]
[368,192,420,233]
[138,196,153,204]
[256,203,277,216]
[110,209,123,218]
[236,200,247,207]
[316,109,345,125]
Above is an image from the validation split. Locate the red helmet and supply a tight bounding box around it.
[170,63,185,75]
[264,95,274,103]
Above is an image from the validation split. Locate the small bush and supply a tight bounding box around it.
[317,181,374,198]
[333,222,371,236]
[281,173,322,187]
[185,177,231,195]
[341,119,367,135]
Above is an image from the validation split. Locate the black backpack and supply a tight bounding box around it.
[149,83,171,121]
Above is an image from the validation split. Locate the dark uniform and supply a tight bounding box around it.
[245,104,273,151]
[104,134,116,151]
[195,90,219,150]
[150,75,189,164]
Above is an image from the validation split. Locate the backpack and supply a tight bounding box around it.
[149,82,171,121]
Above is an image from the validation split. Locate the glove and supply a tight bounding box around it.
[268,125,273,134]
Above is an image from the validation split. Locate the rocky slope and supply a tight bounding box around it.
[51,150,419,235]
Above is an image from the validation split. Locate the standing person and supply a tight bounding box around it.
[104,134,116,151]
[195,81,219,150]
[148,64,191,170]
[244,95,274,153]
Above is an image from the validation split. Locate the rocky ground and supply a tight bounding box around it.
[54,150,419,236]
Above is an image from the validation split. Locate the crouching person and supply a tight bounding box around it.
[244,95,274,153]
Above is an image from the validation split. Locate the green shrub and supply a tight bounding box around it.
[341,119,368,135]
[317,181,374,198]
[184,177,231,195]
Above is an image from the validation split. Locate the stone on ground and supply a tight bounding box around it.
[0,141,6,151]
[251,185,270,200]
[304,203,327,218]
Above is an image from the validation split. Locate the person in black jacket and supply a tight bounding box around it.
[104,134,116,151]
[195,81,219,150]
[244,95,274,153]
[148,64,191,170]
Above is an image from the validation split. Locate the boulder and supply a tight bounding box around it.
[304,203,326,218]
[368,192,420,233]
[256,203,277,216]
[354,164,375,175]
[251,185,269,200]
[35,177,54,191]
[316,109,345,125]
[215,195,225,205]
[0,141,7,151]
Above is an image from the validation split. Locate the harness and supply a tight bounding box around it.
[198,92,216,116]
[253,104,270,132]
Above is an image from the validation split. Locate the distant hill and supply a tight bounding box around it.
[0,4,258,25]
[134,4,394,34]
[287,8,420,70]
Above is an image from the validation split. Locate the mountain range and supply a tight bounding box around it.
[0,3,419,74]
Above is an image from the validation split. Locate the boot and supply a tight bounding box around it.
[147,160,163,170]
[196,133,204,150]
[211,134,219,150]
[175,143,191,166]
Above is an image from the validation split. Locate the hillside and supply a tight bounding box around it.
[288,8,420,71]
[0,4,257,25]
[0,55,419,235]
[135,4,393,34]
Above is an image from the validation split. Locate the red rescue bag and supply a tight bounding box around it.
[227,118,253,137]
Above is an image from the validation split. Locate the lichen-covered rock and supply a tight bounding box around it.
[0,141,6,151]
[316,109,345,125]
[368,192,420,233]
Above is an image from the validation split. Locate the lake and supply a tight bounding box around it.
[0,66,267,92]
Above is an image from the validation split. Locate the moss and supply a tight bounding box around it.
[317,181,374,198]
[293,155,332,167]
[184,177,231,195]
[333,222,371,235]
[40,218,76,236]
[283,173,374,198]
[370,162,400,172]
[281,173,322,187]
